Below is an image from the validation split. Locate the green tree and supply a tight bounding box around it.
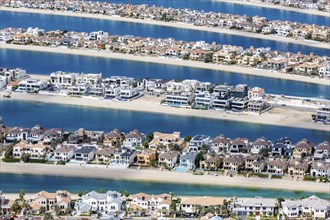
[195,152,203,167]
[21,153,30,162]
[39,206,46,214]
[203,53,213,63]
[182,53,190,60]
[258,148,270,157]
[11,201,22,213]
[54,205,60,216]
[44,212,53,220]
[4,146,13,158]
[184,136,192,142]
[149,159,158,167]
[19,189,25,208]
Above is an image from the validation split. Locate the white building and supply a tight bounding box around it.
[13,140,48,159]
[88,31,109,41]
[54,145,76,162]
[6,127,30,142]
[123,130,145,148]
[17,78,47,92]
[119,87,140,100]
[248,87,265,100]
[319,61,330,78]
[129,193,171,214]
[73,146,96,162]
[158,151,179,168]
[194,92,215,109]
[165,92,194,107]
[70,83,91,95]
[75,191,122,216]
[310,161,330,179]
[110,147,137,166]
[50,71,77,88]
[281,196,329,219]
[188,135,210,152]
[231,196,277,217]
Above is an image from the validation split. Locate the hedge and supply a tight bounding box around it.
[2,158,21,163]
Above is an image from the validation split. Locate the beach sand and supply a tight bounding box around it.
[214,0,330,17]
[2,44,329,86]
[0,7,329,50]
[2,91,329,132]
[1,162,329,193]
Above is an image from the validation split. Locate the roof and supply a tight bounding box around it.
[181,197,224,206]
[96,147,115,156]
[237,197,276,207]
[295,139,313,150]
[55,146,75,153]
[125,129,145,139]
[267,159,287,167]
[223,155,244,164]
[106,128,122,139]
[75,146,96,154]
[180,152,197,161]
[159,151,179,160]
[212,134,230,145]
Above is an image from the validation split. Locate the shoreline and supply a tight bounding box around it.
[0,7,329,50]
[1,44,329,86]
[2,91,329,132]
[214,0,330,17]
[1,162,329,193]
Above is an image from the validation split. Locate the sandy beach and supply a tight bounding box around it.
[1,44,329,86]
[1,162,329,193]
[2,91,329,132]
[0,7,329,50]
[214,0,330,17]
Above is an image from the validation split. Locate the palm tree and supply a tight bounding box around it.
[19,189,25,209]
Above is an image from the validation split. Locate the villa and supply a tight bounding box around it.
[129,193,171,215]
[110,147,137,166]
[223,155,245,173]
[158,151,180,169]
[104,129,124,147]
[200,153,222,171]
[188,135,211,153]
[287,159,310,177]
[123,129,145,148]
[231,196,277,217]
[180,197,225,216]
[50,71,77,88]
[6,127,30,142]
[148,131,182,149]
[95,147,116,164]
[54,145,76,162]
[267,159,287,176]
[314,141,330,160]
[210,134,231,153]
[250,137,272,154]
[136,150,157,166]
[29,190,72,215]
[244,155,265,173]
[73,146,96,162]
[178,152,198,170]
[13,140,48,159]
[310,161,330,179]
[281,196,329,219]
[17,78,47,93]
[75,191,122,217]
[292,139,314,159]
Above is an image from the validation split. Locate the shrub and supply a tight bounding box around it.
[271,175,282,179]
[2,158,21,163]
[304,176,316,181]
[29,159,46,163]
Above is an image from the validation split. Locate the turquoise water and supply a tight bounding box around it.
[1,100,329,142]
[0,173,327,199]
[1,11,329,56]
[1,49,329,99]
